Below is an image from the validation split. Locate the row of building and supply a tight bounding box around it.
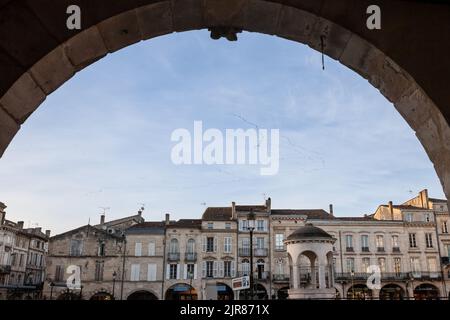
[1,189,449,300]
[0,202,51,300]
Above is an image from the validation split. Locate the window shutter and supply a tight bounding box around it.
[213,237,218,252]
[213,261,218,278]
[219,261,224,278]
[166,264,170,280]
[135,243,142,257]
[231,261,236,277]
[176,264,180,279]
[194,264,198,280]
[148,242,155,256]
[148,264,156,281]
[183,264,187,280]
[264,220,268,231]
[202,261,207,278]
[202,237,207,252]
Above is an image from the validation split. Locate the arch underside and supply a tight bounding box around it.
[0,0,449,202]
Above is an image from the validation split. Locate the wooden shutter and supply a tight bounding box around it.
[148,242,155,256]
[202,261,206,278]
[176,264,180,279]
[166,264,170,280]
[134,243,142,257]
[183,264,187,279]
[219,261,224,278]
[194,264,198,280]
[213,237,218,252]
[213,261,218,278]
[231,261,236,277]
[202,237,207,252]
[147,264,156,281]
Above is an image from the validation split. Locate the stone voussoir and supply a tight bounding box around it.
[0,72,46,124]
[276,5,318,45]
[0,105,20,158]
[30,45,75,95]
[98,9,143,53]
[136,2,174,40]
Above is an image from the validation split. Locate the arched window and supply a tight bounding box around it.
[186,239,195,253]
[169,239,179,253]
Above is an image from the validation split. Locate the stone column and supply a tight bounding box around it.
[292,264,299,289]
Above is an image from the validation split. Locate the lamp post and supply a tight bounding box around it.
[350,270,355,300]
[247,209,256,300]
[188,271,193,300]
[49,281,54,300]
[112,271,117,299]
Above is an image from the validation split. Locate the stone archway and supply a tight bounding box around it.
[165,283,198,300]
[414,283,440,300]
[380,284,405,300]
[127,290,158,300]
[0,0,450,203]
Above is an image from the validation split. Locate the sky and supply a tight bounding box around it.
[0,30,445,234]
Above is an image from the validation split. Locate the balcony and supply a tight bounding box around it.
[254,248,268,257]
[335,272,409,281]
[377,247,385,253]
[273,274,290,283]
[185,252,197,262]
[167,252,180,261]
[361,247,370,253]
[0,265,11,273]
[238,248,251,257]
[346,247,354,253]
[237,271,270,281]
[393,247,401,253]
[410,271,442,280]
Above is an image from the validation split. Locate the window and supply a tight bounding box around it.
[242,259,250,275]
[345,235,353,251]
[361,235,369,251]
[206,237,215,252]
[131,264,140,281]
[443,221,448,234]
[135,242,142,256]
[11,253,16,266]
[169,264,177,279]
[69,239,83,256]
[392,235,400,250]
[427,257,437,272]
[55,265,64,282]
[257,220,265,231]
[224,261,232,278]
[19,254,23,267]
[186,264,195,279]
[376,235,384,251]
[362,258,370,273]
[410,257,421,272]
[425,233,433,248]
[224,237,232,253]
[169,239,179,253]
[275,234,284,250]
[148,241,156,256]
[206,261,214,278]
[225,223,231,230]
[409,233,417,248]
[95,261,104,281]
[240,220,249,231]
[207,223,214,230]
[424,213,431,222]
[256,237,265,249]
[98,241,105,256]
[147,264,157,281]
[378,258,386,273]
[406,213,413,222]
[346,258,355,273]
[394,258,401,274]
[187,239,195,253]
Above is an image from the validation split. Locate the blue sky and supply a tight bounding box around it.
[0,30,445,234]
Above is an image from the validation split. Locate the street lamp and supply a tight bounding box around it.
[112,271,117,299]
[49,281,54,300]
[247,209,256,300]
[188,271,194,300]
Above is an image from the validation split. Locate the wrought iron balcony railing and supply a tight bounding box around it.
[167,252,180,261]
[185,252,197,262]
[0,265,11,273]
[254,248,268,257]
[272,274,290,282]
[238,248,250,256]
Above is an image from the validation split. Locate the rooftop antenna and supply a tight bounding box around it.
[99,206,110,215]
[200,202,207,206]
[138,203,145,215]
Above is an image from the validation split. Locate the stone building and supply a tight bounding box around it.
[38,189,450,300]
[0,202,50,300]
[43,212,143,300]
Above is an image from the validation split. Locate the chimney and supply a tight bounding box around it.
[329,204,334,216]
[100,214,105,225]
[420,189,429,209]
[17,221,24,229]
[45,230,51,238]
[265,197,272,212]
[36,227,42,233]
[165,213,170,225]
[231,202,236,220]
[388,201,394,220]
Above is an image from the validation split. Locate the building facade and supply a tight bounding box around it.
[37,189,450,300]
[0,202,50,300]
